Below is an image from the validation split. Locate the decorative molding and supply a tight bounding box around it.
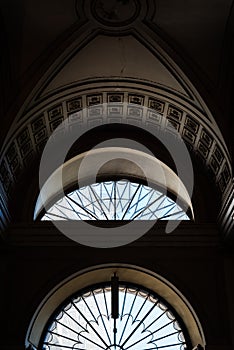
[1,89,231,189]
[0,85,232,235]
[0,183,11,235]
[218,181,234,239]
[91,0,141,27]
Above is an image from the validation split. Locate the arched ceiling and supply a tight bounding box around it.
[0,0,233,236]
[1,0,233,134]
[41,35,188,98]
[1,0,232,84]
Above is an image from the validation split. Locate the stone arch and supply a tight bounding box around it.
[0,82,231,226]
[26,264,206,349]
[0,0,232,233]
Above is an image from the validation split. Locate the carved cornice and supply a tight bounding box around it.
[0,82,232,235]
[218,181,234,239]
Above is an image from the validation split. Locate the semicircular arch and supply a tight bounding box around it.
[26,264,206,349]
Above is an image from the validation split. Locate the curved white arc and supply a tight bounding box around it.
[34,147,193,220]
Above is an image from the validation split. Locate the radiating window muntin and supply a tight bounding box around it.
[41,283,190,350]
[41,180,190,221]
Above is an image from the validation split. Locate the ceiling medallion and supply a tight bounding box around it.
[92,0,140,27]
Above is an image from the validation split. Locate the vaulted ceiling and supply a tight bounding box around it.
[1,0,233,137]
[0,0,234,236]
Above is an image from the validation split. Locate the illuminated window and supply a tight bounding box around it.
[41,180,190,221]
[40,282,190,350]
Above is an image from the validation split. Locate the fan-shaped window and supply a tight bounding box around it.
[35,148,193,222]
[41,180,190,221]
[40,281,190,350]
